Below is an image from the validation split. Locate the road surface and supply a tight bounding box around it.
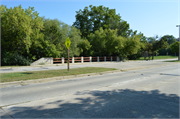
[0,63,179,118]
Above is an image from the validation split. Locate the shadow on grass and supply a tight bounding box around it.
[21,72,34,75]
[2,89,179,118]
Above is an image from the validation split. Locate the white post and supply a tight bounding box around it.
[50,57,53,64]
[97,56,99,62]
[90,56,92,62]
[117,56,120,61]
[81,56,83,63]
[72,57,74,63]
[104,56,106,61]
[62,57,64,64]
[111,56,112,61]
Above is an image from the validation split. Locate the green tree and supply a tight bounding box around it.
[142,42,152,60]
[39,18,83,58]
[161,35,176,45]
[110,19,130,37]
[1,5,43,55]
[73,5,123,38]
[147,36,168,60]
[170,41,179,53]
[88,27,143,59]
[158,35,176,55]
[78,38,92,56]
[88,27,107,56]
[1,5,64,62]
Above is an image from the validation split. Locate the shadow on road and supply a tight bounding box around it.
[160,73,180,76]
[1,89,179,118]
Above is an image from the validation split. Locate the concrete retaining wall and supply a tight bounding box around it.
[30,57,53,66]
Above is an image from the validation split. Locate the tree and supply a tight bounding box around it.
[158,35,176,55]
[142,42,152,60]
[73,5,123,38]
[88,27,108,56]
[40,18,83,58]
[78,38,92,56]
[170,41,179,53]
[147,36,168,60]
[161,35,176,45]
[125,35,144,56]
[0,5,58,62]
[1,5,44,55]
[110,19,130,37]
[88,27,143,59]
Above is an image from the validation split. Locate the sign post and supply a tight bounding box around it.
[65,37,71,71]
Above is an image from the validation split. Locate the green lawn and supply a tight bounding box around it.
[139,55,178,60]
[0,67,117,83]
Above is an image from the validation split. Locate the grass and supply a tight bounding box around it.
[38,63,45,65]
[0,65,22,68]
[0,67,117,83]
[139,55,178,60]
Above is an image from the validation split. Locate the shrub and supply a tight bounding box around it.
[1,52,32,66]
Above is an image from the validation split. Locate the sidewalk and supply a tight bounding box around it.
[0,58,178,69]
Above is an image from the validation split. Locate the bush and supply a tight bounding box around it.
[127,51,142,60]
[1,52,32,66]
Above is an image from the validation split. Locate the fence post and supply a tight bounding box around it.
[81,56,83,63]
[97,56,99,62]
[117,56,120,61]
[104,56,106,61]
[62,57,64,64]
[111,56,112,61]
[90,56,92,62]
[72,57,74,63]
[50,57,53,64]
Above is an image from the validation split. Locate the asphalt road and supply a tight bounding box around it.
[0,63,179,118]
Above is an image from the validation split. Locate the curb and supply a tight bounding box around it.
[0,70,122,88]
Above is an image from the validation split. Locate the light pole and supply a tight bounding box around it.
[176,25,180,61]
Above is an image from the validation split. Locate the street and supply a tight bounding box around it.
[0,62,180,118]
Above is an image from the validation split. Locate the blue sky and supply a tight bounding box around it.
[1,0,180,38]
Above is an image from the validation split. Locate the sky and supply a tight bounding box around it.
[1,0,180,38]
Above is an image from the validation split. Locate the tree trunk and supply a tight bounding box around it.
[148,51,150,60]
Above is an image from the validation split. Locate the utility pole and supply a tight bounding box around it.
[176,25,180,61]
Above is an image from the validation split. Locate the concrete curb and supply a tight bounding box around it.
[0,70,122,88]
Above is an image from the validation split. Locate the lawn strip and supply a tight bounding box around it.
[139,55,178,60]
[0,67,117,83]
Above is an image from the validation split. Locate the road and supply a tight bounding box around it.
[0,63,179,118]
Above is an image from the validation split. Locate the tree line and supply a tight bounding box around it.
[1,4,179,66]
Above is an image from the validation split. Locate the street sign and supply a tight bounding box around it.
[65,37,71,71]
[65,37,71,49]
